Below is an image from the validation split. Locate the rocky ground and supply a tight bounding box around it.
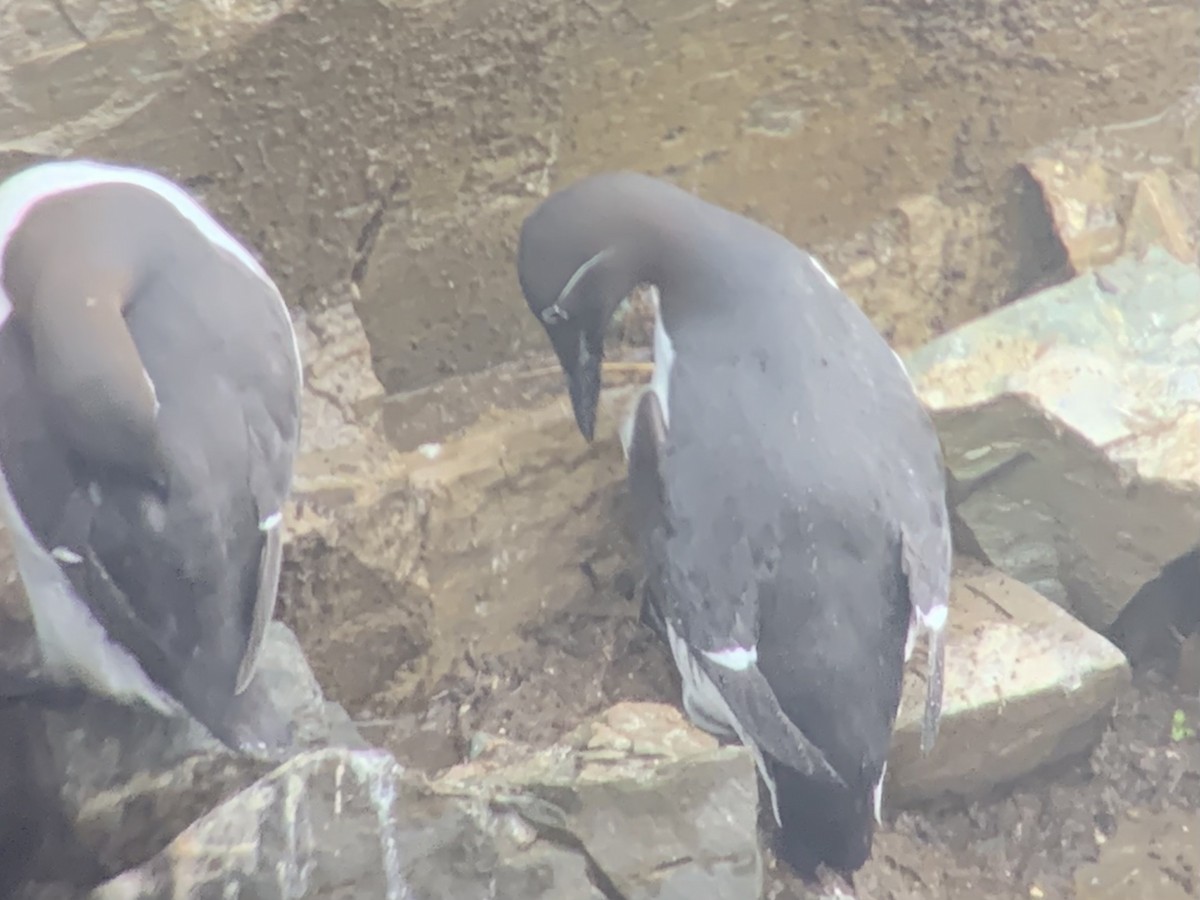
[322,93,1200,898]
[399,580,1200,900]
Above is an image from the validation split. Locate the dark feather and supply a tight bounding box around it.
[0,194,299,747]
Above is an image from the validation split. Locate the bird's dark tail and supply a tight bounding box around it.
[770,757,878,880]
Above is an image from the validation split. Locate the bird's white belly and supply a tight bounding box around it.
[665,618,738,738]
[619,286,676,458]
[0,471,176,714]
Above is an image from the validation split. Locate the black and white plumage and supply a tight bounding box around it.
[517,172,950,877]
[0,160,302,749]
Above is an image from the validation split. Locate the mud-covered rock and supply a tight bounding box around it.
[0,1,301,158]
[436,702,763,900]
[90,705,758,900]
[1022,155,1123,274]
[6,0,1197,394]
[0,622,362,895]
[278,380,639,714]
[888,561,1130,806]
[90,747,607,900]
[293,296,389,455]
[906,248,1200,633]
[1123,168,1196,264]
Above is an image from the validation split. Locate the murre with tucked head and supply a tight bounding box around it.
[0,160,302,750]
[517,171,951,879]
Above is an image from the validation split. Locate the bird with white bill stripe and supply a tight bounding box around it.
[0,159,302,750]
[516,171,950,879]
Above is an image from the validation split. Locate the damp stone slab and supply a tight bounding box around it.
[904,248,1200,634]
[887,560,1131,807]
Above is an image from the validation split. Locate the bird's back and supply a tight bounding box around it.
[0,179,300,739]
[105,211,300,719]
[648,245,934,784]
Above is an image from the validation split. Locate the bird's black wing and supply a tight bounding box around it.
[626,387,846,804]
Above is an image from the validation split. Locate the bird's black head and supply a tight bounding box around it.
[516,176,655,442]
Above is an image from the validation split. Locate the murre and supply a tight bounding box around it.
[516,171,950,878]
[0,160,302,750]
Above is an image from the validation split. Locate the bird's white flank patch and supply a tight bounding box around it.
[87,482,102,505]
[618,387,646,460]
[903,619,917,663]
[51,546,82,565]
[577,328,593,371]
[873,761,888,825]
[0,467,177,714]
[259,510,282,531]
[143,370,160,416]
[810,255,840,291]
[666,619,783,825]
[417,442,442,460]
[648,286,675,427]
[619,286,676,457]
[920,603,947,633]
[702,643,758,671]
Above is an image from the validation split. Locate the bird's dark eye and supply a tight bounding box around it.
[541,304,570,325]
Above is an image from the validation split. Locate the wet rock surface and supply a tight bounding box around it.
[0,620,362,897]
[436,703,762,900]
[85,703,759,900]
[907,248,1200,633]
[4,0,1197,391]
[278,379,641,714]
[1020,115,1200,279]
[888,561,1130,807]
[90,748,608,900]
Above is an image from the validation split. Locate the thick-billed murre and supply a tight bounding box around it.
[516,171,950,877]
[0,160,302,749]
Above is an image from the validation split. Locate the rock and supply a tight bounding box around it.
[0,621,364,894]
[820,192,1017,353]
[887,561,1130,806]
[277,376,639,714]
[6,0,1196,395]
[1074,807,1199,900]
[90,704,758,900]
[0,720,70,899]
[1022,155,1122,274]
[293,296,389,455]
[610,285,659,352]
[89,748,607,900]
[905,248,1200,632]
[1123,169,1196,264]
[0,1,302,158]
[435,702,763,900]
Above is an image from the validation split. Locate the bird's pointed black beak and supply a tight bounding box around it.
[548,325,602,442]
